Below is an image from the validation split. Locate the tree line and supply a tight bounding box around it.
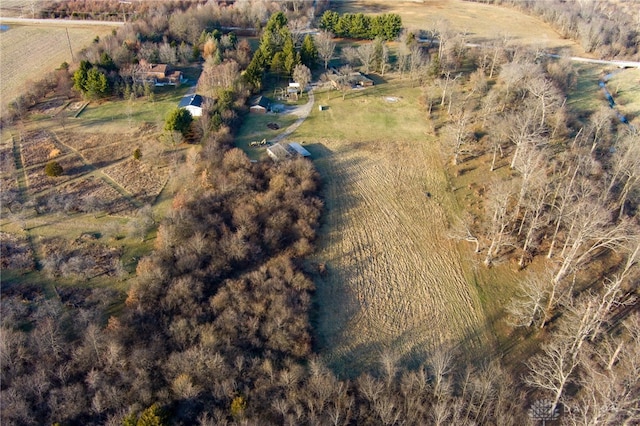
[414,19,640,421]
[319,10,402,41]
[469,0,640,60]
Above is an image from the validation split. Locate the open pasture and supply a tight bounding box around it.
[293,78,489,375]
[0,24,116,111]
[338,0,582,53]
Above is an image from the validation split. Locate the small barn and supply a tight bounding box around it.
[250,96,271,113]
[287,142,311,157]
[266,142,311,161]
[178,94,204,117]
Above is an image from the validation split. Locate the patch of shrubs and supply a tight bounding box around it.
[44,160,64,177]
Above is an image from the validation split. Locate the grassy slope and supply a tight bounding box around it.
[292,78,489,376]
[608,68,640,127]
[296,0,606,377]
[0,24,117,112]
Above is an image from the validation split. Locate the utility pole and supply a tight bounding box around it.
[119,0,131,23]
[65,28,75,62]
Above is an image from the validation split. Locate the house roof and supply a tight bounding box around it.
[287,142,311,157]
[251,95,271,109]
[267,143,292,161]
[267,142,311,161]
[149,64,169,75]
[178,94,203,109]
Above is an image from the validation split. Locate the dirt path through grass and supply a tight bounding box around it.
[271,90,315,143]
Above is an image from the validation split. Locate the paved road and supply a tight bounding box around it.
[0,17,124,27]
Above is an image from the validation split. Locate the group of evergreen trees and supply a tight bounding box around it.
[244,12,317,90]
[320,10,402,41]
[72,59,110,99]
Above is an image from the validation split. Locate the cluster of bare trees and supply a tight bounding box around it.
[423,20,639,420]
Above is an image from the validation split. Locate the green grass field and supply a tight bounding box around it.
[567,63,607,116]
[77,85,191,133]
[607,68,640,127]
[235,111,299,160]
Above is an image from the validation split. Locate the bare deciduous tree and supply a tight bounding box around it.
[507,273,551,328]
[316,31,336,70]
[483,180,515,266]
[443,106,471,166]
[603,130,640,218]
[553,200,631,284]
[525,336,580,416]
[356,42,376,74]
[292,64,311,95]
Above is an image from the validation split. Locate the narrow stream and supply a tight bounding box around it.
[599,70,631,126]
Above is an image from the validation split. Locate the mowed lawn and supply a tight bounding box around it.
[294,78,489,376]
[0,24,117,111]
[77,86,191,133]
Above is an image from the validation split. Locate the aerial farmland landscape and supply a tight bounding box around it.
[1,0,639,424]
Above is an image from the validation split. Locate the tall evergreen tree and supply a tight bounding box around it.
[282,36,300,75]
[301,34,318,69]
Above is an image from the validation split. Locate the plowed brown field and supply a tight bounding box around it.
[0,24,115,110]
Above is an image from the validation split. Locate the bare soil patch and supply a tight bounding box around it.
[19,130,67,168]
[66,101,86,112]
[0,231,34,270]
[31,97,67,116]
[103,159,169,204]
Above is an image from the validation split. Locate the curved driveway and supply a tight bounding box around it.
[271,88,315,143]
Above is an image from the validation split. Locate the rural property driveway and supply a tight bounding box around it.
[271,88,314,143]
